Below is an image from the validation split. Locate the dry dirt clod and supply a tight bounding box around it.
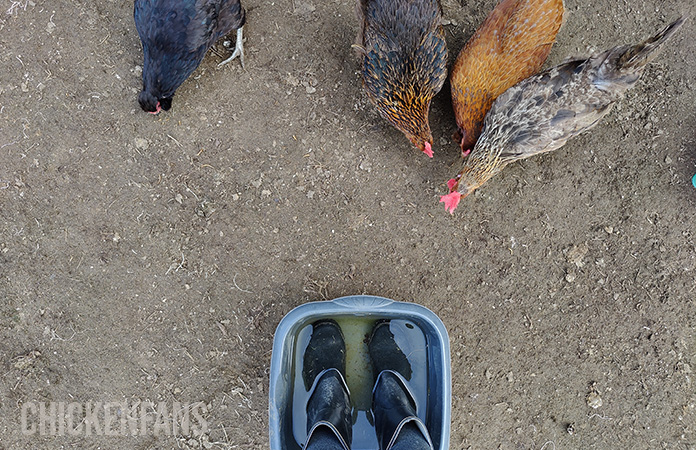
[134,137,149,150]
[12,350,41,370]
[566,243,589,267]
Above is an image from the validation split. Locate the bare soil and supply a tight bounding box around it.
[1,0,695,448]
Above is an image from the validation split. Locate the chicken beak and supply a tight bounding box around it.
[446,177,459,192]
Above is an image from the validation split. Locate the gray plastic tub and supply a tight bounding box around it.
[269,295,451,450]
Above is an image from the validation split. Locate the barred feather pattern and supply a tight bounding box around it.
[445,17,686,209]
[357,0,448,154]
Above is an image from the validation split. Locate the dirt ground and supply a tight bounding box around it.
[1,0,695,448]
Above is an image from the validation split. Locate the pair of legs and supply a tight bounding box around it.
[302,320,433,450]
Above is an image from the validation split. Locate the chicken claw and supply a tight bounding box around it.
[218,27,245,69]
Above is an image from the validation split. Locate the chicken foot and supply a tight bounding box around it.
[218,27,245,69]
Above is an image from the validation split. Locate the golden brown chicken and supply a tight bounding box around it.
[441,17,686,214]
[450,0,564,155]
[356,0,448,158]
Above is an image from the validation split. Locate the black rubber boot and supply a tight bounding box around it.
[302,320,352,450]
[368,320,412,381]
[303,320,347,389]
[369,321,433,450]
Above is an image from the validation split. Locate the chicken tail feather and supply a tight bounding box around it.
[617,16,686,71]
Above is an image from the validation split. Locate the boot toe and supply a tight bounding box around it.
[368,321,412,380]
[303,319,346,390]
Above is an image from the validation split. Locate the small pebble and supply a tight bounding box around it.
[586,391,602,409]
[566,423,575,435]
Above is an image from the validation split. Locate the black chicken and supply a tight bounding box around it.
[134,0,246,114]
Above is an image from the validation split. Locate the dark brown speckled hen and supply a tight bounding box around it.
[355,0,448,158]
[441,17,686,213]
